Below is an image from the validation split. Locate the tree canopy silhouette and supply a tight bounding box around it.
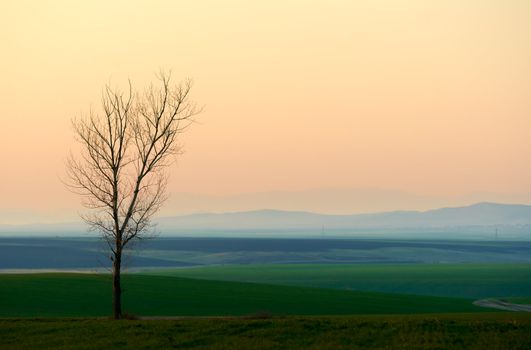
[66,72,199,319]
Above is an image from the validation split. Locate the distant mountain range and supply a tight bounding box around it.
[156,202,531,231]
[159,189,531,216]
[1,202,530,238]
[3,188,531,225]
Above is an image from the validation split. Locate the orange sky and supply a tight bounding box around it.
[0,1,530,220]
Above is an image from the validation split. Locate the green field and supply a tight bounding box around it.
[0,273,485,317]
[1,314,531,350]
[1,266,529,349]
[508,297,531,304]
[146,263,531,299]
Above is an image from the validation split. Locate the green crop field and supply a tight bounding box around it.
[145,263,531,299]
[1,268,529,349]
[1,314,531,350]
[0,273,485,318]
[508,297,531,304]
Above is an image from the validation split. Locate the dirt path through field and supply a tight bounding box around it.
[473,299,531,312]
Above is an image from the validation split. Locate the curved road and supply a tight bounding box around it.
[473,299,531,312]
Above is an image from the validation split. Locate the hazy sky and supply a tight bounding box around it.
[1,1,530,220]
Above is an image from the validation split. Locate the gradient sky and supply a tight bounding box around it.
[1,1,530,221]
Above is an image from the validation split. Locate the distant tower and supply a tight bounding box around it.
[495,227,499,240]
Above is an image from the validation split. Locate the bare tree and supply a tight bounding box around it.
[66,72,199,319]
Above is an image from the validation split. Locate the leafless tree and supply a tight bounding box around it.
[66,72,199,319]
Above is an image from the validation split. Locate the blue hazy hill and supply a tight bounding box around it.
[1,202,530,239]
[156,202,531,230]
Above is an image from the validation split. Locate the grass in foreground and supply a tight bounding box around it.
[146,263,531,299]
[1,314,530,350]
[0,273,484,317]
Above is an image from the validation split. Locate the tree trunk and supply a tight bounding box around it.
[112,252,122,320]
